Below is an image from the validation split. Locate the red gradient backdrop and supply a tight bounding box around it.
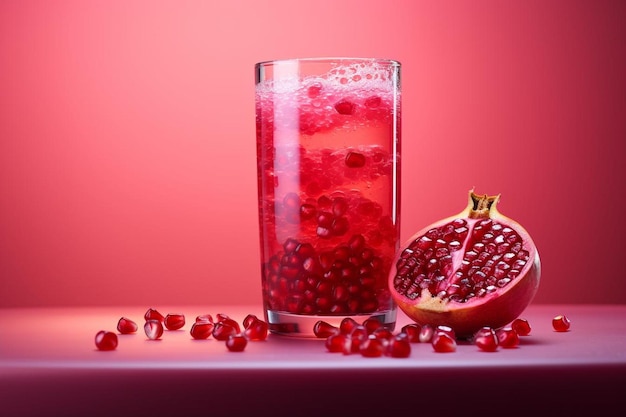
[1,0,625,308]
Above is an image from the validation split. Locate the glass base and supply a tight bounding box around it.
[265,308,397,338]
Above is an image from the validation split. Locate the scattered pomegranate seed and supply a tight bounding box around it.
[144,308,165,323]
[226,334,248,352]
[95,330,118,351]
[144,320,164,340]
[387,333,411,358]
[339,317,359,335]
[212,322,238,341]
[496,327,520,348]
[372,327,394,341]
[362,318,383,334]
[364,95,382,108]
[190,322,214,340]
[243,314,259,329]
[313,320,339,338]
[552,315,571,332]
[511,318,531,336]
[164,313,185,331]
[325,333,350,353]
[474,327,499,352]
[243,317,269,341]
[334,99,355,115]
[432,332,456,353]
[347,325,368,354]
[359,334,386,357]
[436,325,456,340]
[419,324,435,343]
[400,323,421,343]
[195,314,214,323]
[215,315,241,333]
[117,317,138,334]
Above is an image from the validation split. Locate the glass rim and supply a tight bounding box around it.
[255,57,401,68]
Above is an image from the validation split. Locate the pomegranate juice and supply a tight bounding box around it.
[255,58,401,336]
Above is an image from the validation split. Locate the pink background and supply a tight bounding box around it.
[1,0,624,308]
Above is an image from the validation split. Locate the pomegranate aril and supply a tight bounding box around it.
[387,334,411,358]
[195,314,214,323]
[243,314,259,329]
[359,335,385,357]
[325,333,350,353]
[243,318,269,341]
[400,323,421,343]
[339,317,359,335]
[436,325,455,340]
[552,315,571,332]
[190,322,214,340]
[212,322,238,341]
[362,317,383,334]
[226,334,248,352]
[95,330,118,351]
[144,319,164,340]
[474,327,499,352]
[419,324,435,343]
[216,316,241,333]
[496,327,520,348]
[164,313,185,330]
[348,325,368,353]
[313,320,339,338]
[432,332,456,353]
[511,318,532,336]
[117,317,138,334]
[144,308,165,322]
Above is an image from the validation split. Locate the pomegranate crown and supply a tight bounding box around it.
[468,190,501,219]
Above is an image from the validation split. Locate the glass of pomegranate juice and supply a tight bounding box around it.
[255,58,401,337]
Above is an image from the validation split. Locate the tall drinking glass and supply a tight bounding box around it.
[255,58,401,337]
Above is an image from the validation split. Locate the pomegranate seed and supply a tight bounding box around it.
[334,99,354,115]
[212,322,238,341]
[432,332,456,353]
[195,314,214,323]
[339,317,359,335]
[117,317,138,334]
[144,320,164,340]
[496,327,520,348]
[325,333,350,353]
[347,325,368,353]
[359,334,386,357]
[362,318,383,334]
[144,308,165,322]
[164,313,185,330]
[372,327,394,341]
[226,334,248,352]
[190,322,214,340]
[243,318,269,341]
[216,315,241,333]
[419,324,435,343]
[511,318,531,336]
[474,327,499,352]
[364,95,382,108]
[345,151,366,168]
[400,323,421,343]
[552,315,571,332]
[313,320,339,338]
[243,314,259,329]
[436,325,456,340]
[387,333,411,358]
[95,330,118,351]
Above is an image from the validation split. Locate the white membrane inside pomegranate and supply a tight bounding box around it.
[389,191,540,337]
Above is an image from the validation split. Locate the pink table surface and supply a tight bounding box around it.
[1,304,625,416]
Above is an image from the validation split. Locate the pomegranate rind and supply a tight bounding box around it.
[389,190,541,338]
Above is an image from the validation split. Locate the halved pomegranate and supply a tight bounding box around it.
[389,190,541,338]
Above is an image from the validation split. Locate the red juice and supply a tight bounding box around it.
[255,58,401,336]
